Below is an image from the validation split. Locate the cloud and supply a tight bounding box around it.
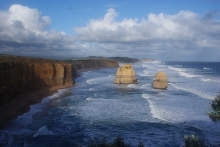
[0,4,75,58]
[0,5,220,61]
[8,4,51,31]
[75,8,220,44]
[74,8,220,61]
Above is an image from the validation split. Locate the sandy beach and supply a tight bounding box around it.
[0,85,72,129]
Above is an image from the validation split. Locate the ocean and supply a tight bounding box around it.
[1,61,220,147]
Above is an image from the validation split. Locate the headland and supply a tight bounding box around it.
[0,54,120,128]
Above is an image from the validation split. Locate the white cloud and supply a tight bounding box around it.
[0,5,220,61]
[74,8,220,60]
[8,4,51,32]
[76,9,220,44]
[0,4,76,58]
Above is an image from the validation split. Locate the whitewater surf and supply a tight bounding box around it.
[1,61,220,146]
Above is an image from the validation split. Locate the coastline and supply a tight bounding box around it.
[0,54,120,130]
[0,85,72,129]
[0,67,119,130]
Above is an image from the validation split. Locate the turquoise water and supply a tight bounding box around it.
[1,61,220,147]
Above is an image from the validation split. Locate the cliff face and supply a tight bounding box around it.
[0,55,118,106]
[0,58,73,106]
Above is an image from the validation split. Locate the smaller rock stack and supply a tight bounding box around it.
[153,71,168,89]
[114,64,138,84]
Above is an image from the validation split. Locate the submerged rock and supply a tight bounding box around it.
[114,64,138,84]
[153,71,168,89]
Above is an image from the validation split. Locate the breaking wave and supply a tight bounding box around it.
[171,83,213,100]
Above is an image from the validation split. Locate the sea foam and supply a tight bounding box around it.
[171,83,213,100]
[13,88,71,126]
[201,78,220,83]
[179,71,201,78]
[142,94,170,122]
[203,67,211,70]
[33,125,54,138]
[168,66,201,78]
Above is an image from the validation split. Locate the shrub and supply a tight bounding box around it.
[208,94,220,123]
[87,135,144,147]
[184,134,206,147]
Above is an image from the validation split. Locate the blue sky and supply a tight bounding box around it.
[0,0,220,61]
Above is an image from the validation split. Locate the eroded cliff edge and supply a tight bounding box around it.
[0,54,118,107]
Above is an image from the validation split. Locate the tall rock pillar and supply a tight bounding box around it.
[114,64,138,84]
[153,71,168,89]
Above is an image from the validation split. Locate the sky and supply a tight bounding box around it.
[0,0,220,61]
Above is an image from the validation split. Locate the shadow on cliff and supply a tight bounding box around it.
[0,55,119,129]
[0,62,73,129]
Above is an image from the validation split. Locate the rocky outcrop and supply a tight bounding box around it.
[114,64,138,84]
[0,55,119,107]
[153,71,168,89]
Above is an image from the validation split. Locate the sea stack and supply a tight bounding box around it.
[153,71,168,89]
[114,64,138,84]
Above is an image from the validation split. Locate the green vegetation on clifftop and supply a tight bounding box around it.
[84,56,141,63]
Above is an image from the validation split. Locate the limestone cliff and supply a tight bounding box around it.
[0,55,118,107]
[153,71,168,89]
[0,55,73,106]
[114,64,138,84]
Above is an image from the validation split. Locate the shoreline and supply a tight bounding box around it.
[0,66,118,130]
[0,85,72,129]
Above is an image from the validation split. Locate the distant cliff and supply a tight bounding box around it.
[0,54,118,106]
[66,58,119,71]
[85,56,141,63]
[108,57,140,63]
